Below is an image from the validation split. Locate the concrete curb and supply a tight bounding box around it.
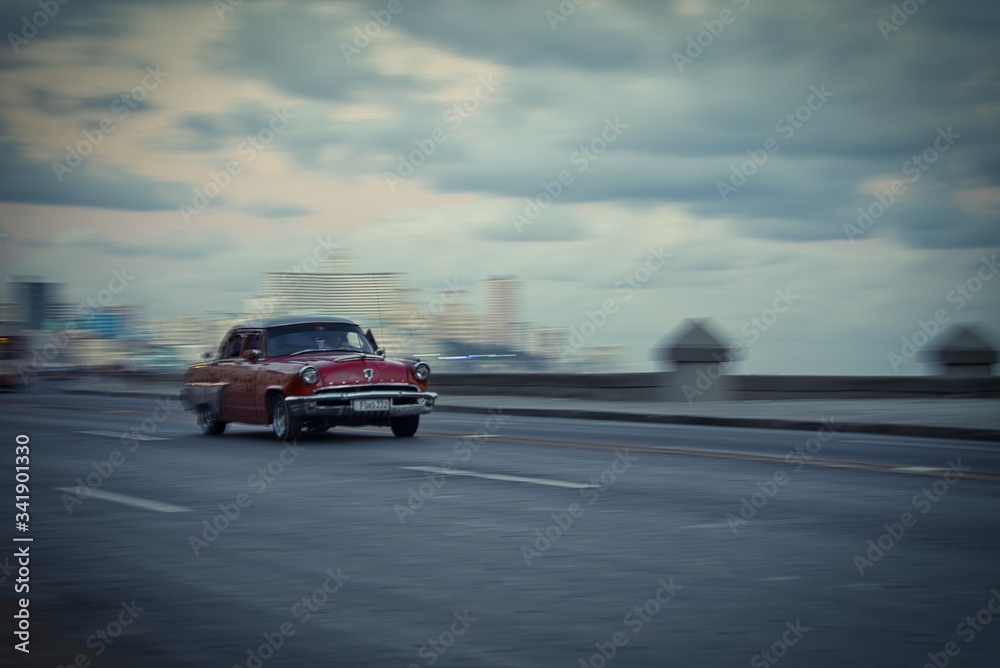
[54,386,1000,443]
[61,387,183,401]
[433,405,1000,443]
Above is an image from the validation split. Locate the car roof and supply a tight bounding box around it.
[230,315,359,330]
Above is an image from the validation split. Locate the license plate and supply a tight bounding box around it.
[353,398,390,412]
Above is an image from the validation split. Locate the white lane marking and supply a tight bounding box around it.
[401,466,598,489]
[77,430,170,441]
[892,466,942,473]
[54,488,191,513]
[841,439,999,453]
[757,576,801,582]
[682,523,733,529]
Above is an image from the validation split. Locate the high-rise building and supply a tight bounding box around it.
[482,276,523,350]
[259,269,406,330]
[4,278,61,330]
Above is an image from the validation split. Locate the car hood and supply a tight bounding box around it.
[292,355,414,387]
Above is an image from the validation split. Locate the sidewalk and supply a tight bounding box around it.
[435,395,1000,442]
[47,378,1000,442]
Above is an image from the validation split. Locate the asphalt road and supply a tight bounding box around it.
[1,390,999,667]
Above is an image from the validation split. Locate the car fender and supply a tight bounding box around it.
[182,382,227,414]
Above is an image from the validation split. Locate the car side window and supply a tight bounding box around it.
[223,333,243,358]
[346,331,364,350]
[244,332,262,354]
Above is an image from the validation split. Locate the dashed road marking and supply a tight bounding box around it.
[77,430,170,441]
[54,488,190,513]
[401,466,598,489]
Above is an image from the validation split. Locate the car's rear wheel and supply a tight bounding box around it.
[271,396,302,441]
[391,415,419,438]
[197,406,226,436]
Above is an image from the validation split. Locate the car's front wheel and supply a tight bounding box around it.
[391,415,419,438]
[271,396,303,441]
[197,406,226,436]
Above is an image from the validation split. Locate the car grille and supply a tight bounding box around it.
[314,384,420,395]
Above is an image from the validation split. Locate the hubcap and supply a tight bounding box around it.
[274,404,286,435]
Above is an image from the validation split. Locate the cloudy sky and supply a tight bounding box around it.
[0,0,997,374]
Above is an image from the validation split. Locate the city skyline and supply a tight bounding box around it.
[0,1,997,376]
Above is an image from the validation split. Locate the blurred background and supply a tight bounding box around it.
[0,0,997,377]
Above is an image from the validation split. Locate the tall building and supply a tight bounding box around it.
[482,276,523,350]
[5,278,61,330]
[259,269,406,330]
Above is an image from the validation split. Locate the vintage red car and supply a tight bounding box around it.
[181,316,436,440]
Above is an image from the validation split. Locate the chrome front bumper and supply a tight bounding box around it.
[283,389,438,419]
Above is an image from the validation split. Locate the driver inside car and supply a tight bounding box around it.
[329,331,354,350]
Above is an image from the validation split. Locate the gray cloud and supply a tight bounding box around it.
[238,201,311,219]
[208,3,418,102]
[21,227,229,260]
[0,135,188,211]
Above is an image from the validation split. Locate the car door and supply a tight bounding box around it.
[211,330,246,422]
[234,330,265,423]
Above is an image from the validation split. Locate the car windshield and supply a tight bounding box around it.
[266,324,375,357]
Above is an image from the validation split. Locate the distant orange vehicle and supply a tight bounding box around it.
[181,316,436,440]
[0,331,30,391]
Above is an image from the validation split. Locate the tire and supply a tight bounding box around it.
[197,406,226,436]
[391,415,419,438]
[271,396,303,441]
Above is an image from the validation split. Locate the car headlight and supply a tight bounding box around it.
[412,362,430,381]
[299,366,319,385]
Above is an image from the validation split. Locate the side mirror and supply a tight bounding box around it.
[201,351,213,360]
[242,349,264,362]
[376,347,385,357]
